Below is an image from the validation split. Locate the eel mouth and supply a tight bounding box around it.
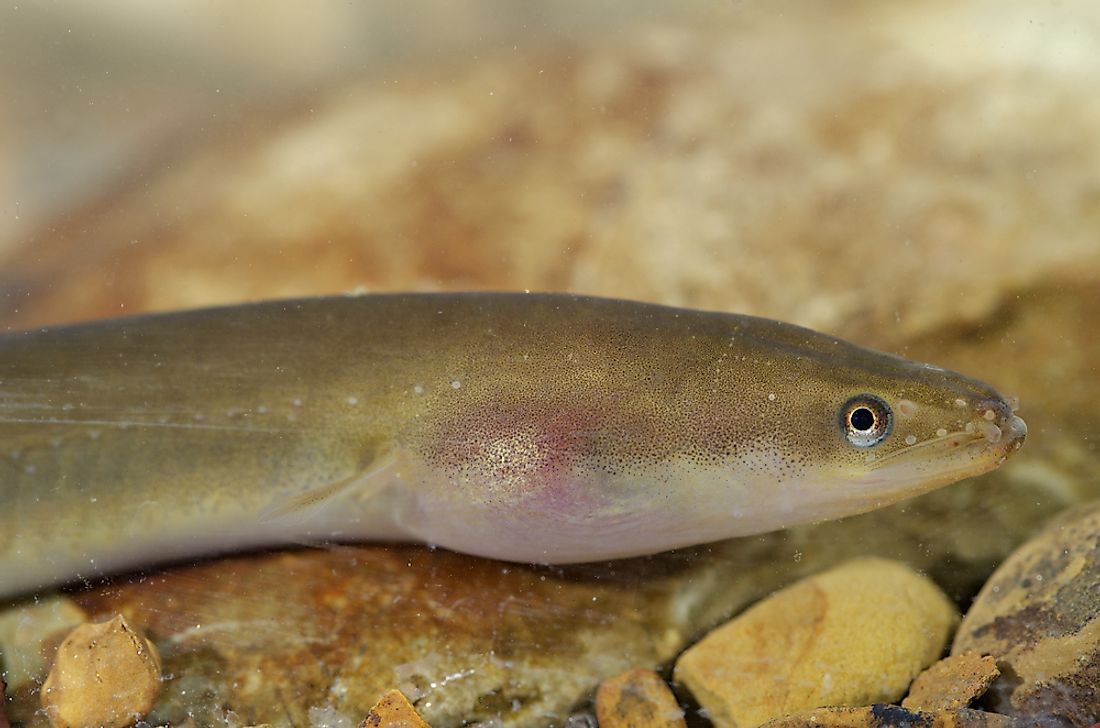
[868,411,1026,470]
[853,397,1027,496]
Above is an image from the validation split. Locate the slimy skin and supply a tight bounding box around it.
[0,293,1026,598]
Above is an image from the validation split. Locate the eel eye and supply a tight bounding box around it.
[840,394,893,448]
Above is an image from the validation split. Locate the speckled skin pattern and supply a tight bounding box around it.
[0,293,1026,598]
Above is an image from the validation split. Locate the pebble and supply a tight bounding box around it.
[359,689,431,728]
[901,651,999,712]
[0,596,88,690]
[595,668,686,728]
[953,500,1100,726]
[759,705,1023,727]
[674,557,958,728]
[39,615,163,728]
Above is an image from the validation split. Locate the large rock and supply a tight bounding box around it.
[3,545,809,728]
[760,705,1023,728]
[953,501,1100,726]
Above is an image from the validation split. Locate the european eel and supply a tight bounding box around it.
[0,293,1026,598]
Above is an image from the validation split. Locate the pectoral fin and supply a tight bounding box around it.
[260,443,400,523]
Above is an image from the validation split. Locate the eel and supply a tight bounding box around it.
[0,293,1026,599]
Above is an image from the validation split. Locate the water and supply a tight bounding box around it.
[2,3,1099,726]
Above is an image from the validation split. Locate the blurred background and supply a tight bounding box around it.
[2,0,1098,345]
[0,1,702,253]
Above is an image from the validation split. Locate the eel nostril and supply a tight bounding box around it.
[970,396,1027,446]
[974,397,1012,424]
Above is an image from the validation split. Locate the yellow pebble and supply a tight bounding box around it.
[674,557,958,728]
[359,689,432,728]
[596,668,686,728]
[40,615,162,728]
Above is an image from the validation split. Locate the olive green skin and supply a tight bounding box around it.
[0,293,1024,598]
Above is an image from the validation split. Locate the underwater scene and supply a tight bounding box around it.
[1,2,1098,727]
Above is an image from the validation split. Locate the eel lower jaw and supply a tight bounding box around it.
[849,411,1027,500]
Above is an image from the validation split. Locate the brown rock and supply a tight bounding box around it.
[761,705,1023,728]
[361,690,431,728]
[65,547,792,728]
[40,615,162,728]
[953,500,1100,727]
[902,651,999,712]
[595,668,685,728]
[674,558,958,728]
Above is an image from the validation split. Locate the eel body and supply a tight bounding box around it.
[0,293,1026,598]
